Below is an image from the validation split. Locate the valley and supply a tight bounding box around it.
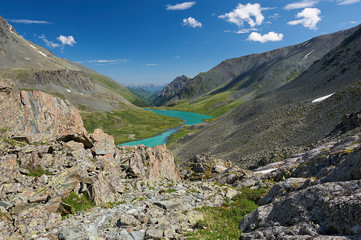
[0,7,360,240]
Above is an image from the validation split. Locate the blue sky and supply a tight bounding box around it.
[1,0,360,84]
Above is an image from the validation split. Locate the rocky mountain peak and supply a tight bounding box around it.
[0,16,16,34]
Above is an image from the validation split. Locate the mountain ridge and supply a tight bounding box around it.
[155,25,359,111]
[170,24,361,168]
[0,16,142,111]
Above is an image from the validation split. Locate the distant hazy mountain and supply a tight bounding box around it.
[124,83,167,106]
[0,16,141,111]
[155,26,359,109]
[171,24,361,168]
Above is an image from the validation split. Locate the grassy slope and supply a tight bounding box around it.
[89,73,148,107]
[185,187,267,239]
[160,91,245,120]
[81,108,182,144]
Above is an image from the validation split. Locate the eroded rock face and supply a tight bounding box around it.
[240,180,361,239]
[90,128,115,156]
[238,132,361,239]
[0,79,92,147]
[118,145,181,183]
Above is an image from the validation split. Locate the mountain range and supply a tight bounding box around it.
[154,26,359,119]
[167,24,361,167]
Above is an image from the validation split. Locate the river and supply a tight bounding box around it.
[118,109,211,147]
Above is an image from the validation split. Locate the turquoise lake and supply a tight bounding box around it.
[119,109,212,147]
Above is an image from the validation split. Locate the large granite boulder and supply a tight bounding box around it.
[0,77,92,147]
[117,144,181,182]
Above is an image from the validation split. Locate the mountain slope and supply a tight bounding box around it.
[0,16,142,111]
[171,25,361,168]
[154,75,190,106]
[155,26,359,115]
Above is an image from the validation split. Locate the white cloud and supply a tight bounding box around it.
[247,31,284,43]
[219,3,264,27]
[166,1,196,10]
[288,8,321,30]
[88,59,128,63]
[145,63,159,66]
[7,19,51,24]
[269,13,280,21]
[336,0,360,5]
[57,35,76,46]
[225,28,258,34]
[284,0,319,10]
[182,17,202,28]
[38,34,59,48]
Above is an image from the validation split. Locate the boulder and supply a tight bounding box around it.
[240,180,361,239]
[90,128,115,156]
[118,145,180,182]
[0,86,92,147]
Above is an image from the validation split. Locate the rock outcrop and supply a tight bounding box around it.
[0,77,92,146]
[236,128,361,239]
[117,144,181,182]
[0,87,183,239]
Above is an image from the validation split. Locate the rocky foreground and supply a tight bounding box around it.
[1,76,361,239]
[0,78,234,239]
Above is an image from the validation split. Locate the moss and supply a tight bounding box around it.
[61,192,95,216]
[2,138,26,147]
[165,188,177,193]
[25,166,52,177]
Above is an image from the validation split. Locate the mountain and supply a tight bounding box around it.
[125,83,167,106]
[154,26,359,115]
[154,75,190,106]
[171,24,361,168]
[0,16,141,111]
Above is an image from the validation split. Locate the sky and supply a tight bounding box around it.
[1,0,360,85]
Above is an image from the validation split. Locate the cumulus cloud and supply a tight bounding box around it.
[57,35,76,46]
[38,34,59,48]
[336,0,360,5]
[88,59,128,63]
[288,8,321,29]
[247,31,284,43]
[284,0,319,10]
[166,1,196,10]
[7,19,51,24]
[182,17,202,28]
[219,3,264,27]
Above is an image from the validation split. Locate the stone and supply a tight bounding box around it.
[0,201,11,209]
[118,145,180,182]
[90,128,115,156]
[186,210,204,225]
[130,230,145,240]
[28,194,49,203]
[0,89,92,147]
[145,228,163,239]
[153,200,180,210]
[240,180,361,238]
[225,188,238,199]
[118,214,140,227]
[14,205,61,238]
[258,178,309,206]
[212,164,227,173]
